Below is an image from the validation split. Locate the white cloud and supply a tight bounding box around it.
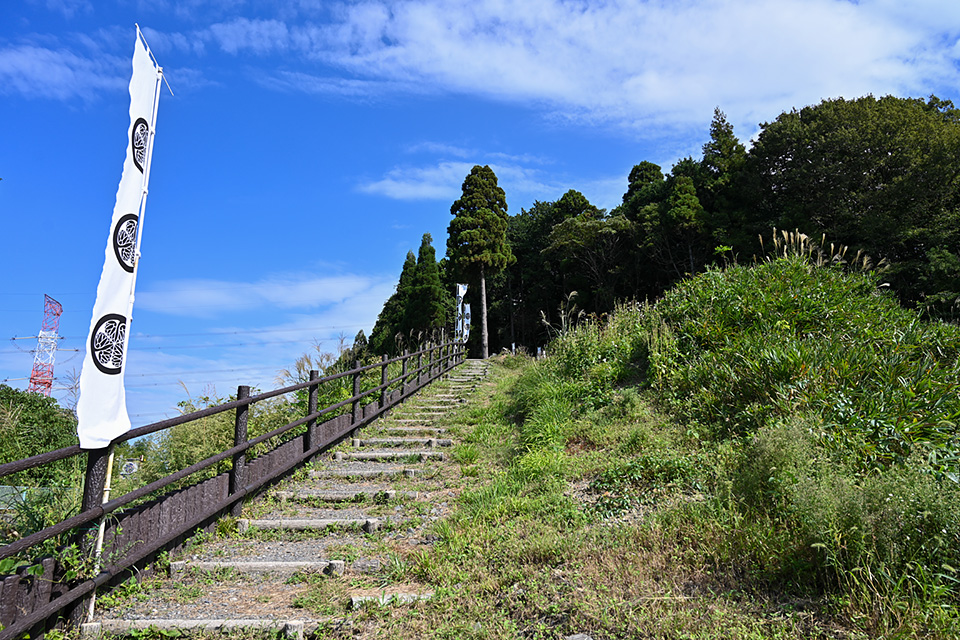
[359,157,571,205]
[359,161,477,200]
[0,44,125,100]
[138,273,391,317]
[197,0,960,136]
[256,70,409,97]
[207,18,291,55]
[140,27,206,56]
[123,274,397,420]
[406,141,473,157]
[29,0,92,19]
[326,0,951,135]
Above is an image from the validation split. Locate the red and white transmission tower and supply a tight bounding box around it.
[27,295,64,396]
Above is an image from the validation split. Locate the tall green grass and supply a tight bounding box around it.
[512,252,960,637]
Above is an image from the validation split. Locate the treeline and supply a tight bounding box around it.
[372,94,960,357]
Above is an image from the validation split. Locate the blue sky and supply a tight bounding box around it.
[2,0,959,425]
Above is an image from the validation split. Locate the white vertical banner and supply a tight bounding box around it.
[77,27,162,449]
[455,284,468,342]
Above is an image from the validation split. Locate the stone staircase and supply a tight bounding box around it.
[85,359,490,639]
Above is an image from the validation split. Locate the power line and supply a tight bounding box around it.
[126,366,279,379]
[84,323,370,340]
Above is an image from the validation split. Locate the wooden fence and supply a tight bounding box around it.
[0,341,465,640]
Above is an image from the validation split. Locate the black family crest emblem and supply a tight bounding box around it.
[131,117,149,173]
[113,213,138,273]
[91,313,127,375]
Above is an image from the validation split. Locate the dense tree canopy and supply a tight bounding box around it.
[369,95,960,357]
[742,95,960,312]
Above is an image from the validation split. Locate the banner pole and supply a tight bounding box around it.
[119,27,164,374]
[85,450,115,621]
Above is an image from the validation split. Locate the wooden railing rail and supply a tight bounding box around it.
[0,340,466,640]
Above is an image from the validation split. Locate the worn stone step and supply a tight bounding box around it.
[238,517,381,533]
[273,488,419,503]
[170,559,345,577]
[309,467,419,479]
[85,620,311,640]
[350,591,434,609]
[353,438,452,448]
[381,426,447,435]
[333,450,445,462]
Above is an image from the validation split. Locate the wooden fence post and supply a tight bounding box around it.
[229,385,250,518]
[68,446,113,624]
[79,448,112,527]
[306,370,319,453]
[352,361,361,424]
[380,354,389,408]
[401,349,409,394]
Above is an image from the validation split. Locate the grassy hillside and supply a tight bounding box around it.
[358,245,960,639]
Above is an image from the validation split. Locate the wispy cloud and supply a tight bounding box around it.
[208,18,290,55]
[256,70,410,98]
[405,141,472,157]
[0,43,125,100]
[359,158,567,205]
[28,0,92,19]
[140,27,206,56]
[138,273,392,317]
[358,161,475,200]
[124,274,397,419]
[12,0,960,128]
[188,0,960,137]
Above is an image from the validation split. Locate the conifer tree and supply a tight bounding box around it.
[403,233,447,338]
[351,329,368,362]
[369,251,416,356]
[700,108,747,247]
[447,165,513,358]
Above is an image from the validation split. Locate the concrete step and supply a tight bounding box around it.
[332,450,445,462]
[85,620,312,640]
[237,517,381,534]
[380,426,447,435]
[272,488,418,503]
[350,591,434,609]
[310,467,419,479]
[170,559,345,577]
[353,438,452,448]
